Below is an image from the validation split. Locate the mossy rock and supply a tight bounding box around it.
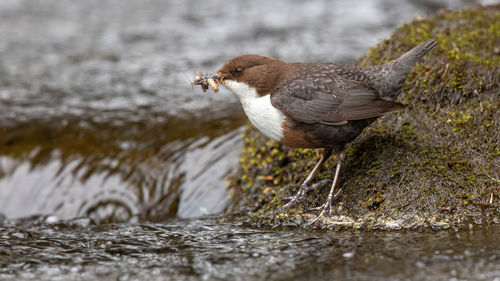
[228,4,500,230]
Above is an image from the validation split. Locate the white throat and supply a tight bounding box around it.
[223,80,285,141]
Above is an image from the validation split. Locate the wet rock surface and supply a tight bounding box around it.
[230,5,500,230]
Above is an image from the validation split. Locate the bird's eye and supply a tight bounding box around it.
[235,67,243,73]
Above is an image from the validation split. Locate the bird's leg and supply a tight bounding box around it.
[281,148,332,210]
[308,150,346,224]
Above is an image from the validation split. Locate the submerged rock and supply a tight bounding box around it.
[228,4,500,229]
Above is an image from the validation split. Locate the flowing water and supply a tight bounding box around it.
[0,217,499,281]
[1,0,499,280]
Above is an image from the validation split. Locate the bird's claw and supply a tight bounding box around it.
[280,185,308,211]
[280,179,330,211]
[306,187,344,225]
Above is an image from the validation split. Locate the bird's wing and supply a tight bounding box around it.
[270,77,404,125]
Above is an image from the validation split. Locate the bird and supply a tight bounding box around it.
[193,39,437,221]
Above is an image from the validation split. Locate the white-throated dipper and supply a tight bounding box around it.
[193,39,437,221]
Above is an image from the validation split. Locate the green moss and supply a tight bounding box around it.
[229,4,500,229]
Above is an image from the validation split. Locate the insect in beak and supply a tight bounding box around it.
[192,72,223,93]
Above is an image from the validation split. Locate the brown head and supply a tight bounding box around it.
[214,54,288,97]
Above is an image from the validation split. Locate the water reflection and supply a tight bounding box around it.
[0,113,244,222]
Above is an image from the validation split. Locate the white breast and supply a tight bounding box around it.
[223,80,285,141]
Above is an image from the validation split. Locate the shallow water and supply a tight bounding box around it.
[0,217,499,281]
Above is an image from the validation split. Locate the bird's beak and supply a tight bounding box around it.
[207,72,222,80]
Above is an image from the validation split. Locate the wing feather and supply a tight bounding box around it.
[270,76,403,125]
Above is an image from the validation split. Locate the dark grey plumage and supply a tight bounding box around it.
[272,39,437,217]
[271,65,403,126]
[272,39,438,128]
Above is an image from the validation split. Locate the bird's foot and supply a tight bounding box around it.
[280,179,330,211]
[306,187,343,225]
[280,185,308,211]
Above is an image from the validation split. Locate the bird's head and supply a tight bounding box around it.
[210,54,288,99]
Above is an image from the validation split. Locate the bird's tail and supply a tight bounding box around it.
[395,39,438,69]
[371,39,437,99]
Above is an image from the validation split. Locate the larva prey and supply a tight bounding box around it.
[191,72,221,93]
[206,78,219,93]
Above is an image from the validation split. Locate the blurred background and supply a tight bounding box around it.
[0,0,496,223]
